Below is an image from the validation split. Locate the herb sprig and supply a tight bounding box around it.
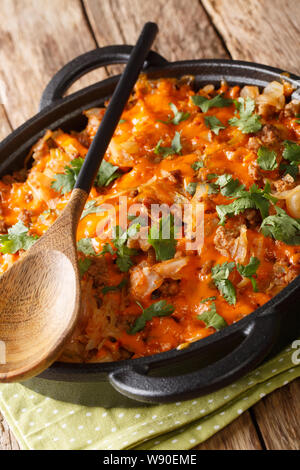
[191,94,233,113]
[0,221,38,254]
[229,97,262,134]
[129,300,175,334]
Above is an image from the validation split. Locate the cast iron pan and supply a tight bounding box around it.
[1,46,300,404]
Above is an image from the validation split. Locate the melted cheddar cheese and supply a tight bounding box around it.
[0,76,299,362]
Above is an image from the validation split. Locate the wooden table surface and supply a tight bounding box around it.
[0,0,299,450]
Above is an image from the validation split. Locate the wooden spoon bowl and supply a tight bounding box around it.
[0,189,85,382]
[0,22,158,382]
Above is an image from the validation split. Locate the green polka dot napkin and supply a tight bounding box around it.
[0,341,299,450]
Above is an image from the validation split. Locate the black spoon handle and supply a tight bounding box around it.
[74,22,158,193]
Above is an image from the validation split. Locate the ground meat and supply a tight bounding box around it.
[272,262,298,287]
[258,124,281,145]
[247,137,261,152]
[0,219,7,234]
[243,209,261,229]
[169,170,182,184]
[257,103,277,119]
[214,225,240,258]
[25,192,33,203]
[88,256,108,291]
[198,260,214,276]
[129,189,139,198]
[248,161,262,183]
[18,209,33,225]
[153,279,180,298]
[31,130,56,161]
[284,99,300,118]
[72,131,90,148]
[273,174,296,193]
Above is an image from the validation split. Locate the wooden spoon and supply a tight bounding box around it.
[0,22,158,382]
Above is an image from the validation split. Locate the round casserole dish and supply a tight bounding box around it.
[1,45,300,404]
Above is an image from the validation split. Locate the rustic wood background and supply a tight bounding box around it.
[0,0,299,450]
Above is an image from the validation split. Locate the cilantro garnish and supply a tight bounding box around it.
[95,159,122,187]
[52,158,122,194]
[100,243,115,256]
[257,146,278,171]
[51,158,84,194]
[0,221,38,254]
[77,238,96,256]
[80,200,105,220]
[129,300,175,334]
[216,181,276,225]
[78,258,92,277]
[119,119,126,124]
[112,224,140,272]
[200,296,217,304]
[229,97,262,134]
[102,278,128,295]
[154,131,182,157]
[280,140,300,179]
[261,206,300,245]
[198,302,227,330]
[211,262,236,305]
[212,174,245,198]
[236,257,260,292]
[191,160,204,171]
[159,103,190,125]
[191,94,233,113]
[204,115,225,135]
[148,214,177,261]
[296,114,300,124]
[186,182,198,196]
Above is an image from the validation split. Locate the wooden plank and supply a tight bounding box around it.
[0,410,20,450]
[0,105,20,450]
[0,0,101,129]
[202,0,300,74]
[252,379,300,450]
[196,411,263,450]
[83,0,229,64]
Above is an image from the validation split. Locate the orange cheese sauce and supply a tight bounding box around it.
[0,76,299,362]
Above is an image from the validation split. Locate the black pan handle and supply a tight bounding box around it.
[109,311,279,403]
[39,45,168,110]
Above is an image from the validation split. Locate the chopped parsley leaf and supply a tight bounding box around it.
[0,221,38,254]
[212,262,236,305]
[186,182,198,196]
[236,257,260,292]
[77,238,96,256]
[204,115,225,135]
[191,94,233,113]
[129,300,175,334]
[51,157,84,194]
[257,146,278,171]
[191,160,204,171]
[200,296,217,304]
[229,97,262,134]
[159,103,190,125]
[198,302,227,330]
[154,131,182,157]
[261,206,300,245]
[102,278,128,295]
[95,159,122,187]
[78,258,92,277]
[280,140,300,179]
[80,200,105,220]
[216,182,276,225]
[52,158,122,194]
[148,214,177,261]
